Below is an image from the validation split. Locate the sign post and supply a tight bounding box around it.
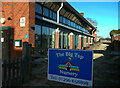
[48,49,93,87]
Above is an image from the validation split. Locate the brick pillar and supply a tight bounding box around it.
[55,28,59,48]
[91,38,93,44]
[88,37,90,46]
[79,35,82,49]
[69,32,74,49]
[84,36,87,47]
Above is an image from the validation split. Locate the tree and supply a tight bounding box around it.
[110,29,120,37]
[86,17,98,27]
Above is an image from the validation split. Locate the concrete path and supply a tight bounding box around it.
[91,40,120,88]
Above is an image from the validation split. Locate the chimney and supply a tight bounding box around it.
[80,12,84,16]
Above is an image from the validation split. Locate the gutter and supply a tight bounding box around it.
[56,2,63,48]
[57,2,63,23]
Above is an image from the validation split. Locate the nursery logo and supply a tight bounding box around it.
[58,57,80,72]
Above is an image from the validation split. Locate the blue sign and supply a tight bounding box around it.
[25,34,28,38]
[48,49,93,87]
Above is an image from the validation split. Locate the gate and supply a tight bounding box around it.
[2,42,32,87]
[2,42,48,87]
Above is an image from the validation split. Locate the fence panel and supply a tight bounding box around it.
[2,42,32,87]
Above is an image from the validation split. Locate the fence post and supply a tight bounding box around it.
[8,58,11,86]
[3,59,7,87]
[28,44,32,79]
[20,56,24,85]
[22,42,29,82]
[16,57,19,86]
[11,58,15,86]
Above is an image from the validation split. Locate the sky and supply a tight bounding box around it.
[67,1,118,38]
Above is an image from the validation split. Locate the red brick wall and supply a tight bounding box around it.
[70,35,73,49]
[93,30,97,41]
[1,2,35,58]
[55,31,58,48]
[88,37,90,46]
[29,2,35,47]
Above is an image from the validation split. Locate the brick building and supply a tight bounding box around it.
[0,1,97,58]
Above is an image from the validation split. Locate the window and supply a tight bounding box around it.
[82,28,85,32]
[63,17,65,24]
[86,37,89,47]
[76,24,78,29]
[75,24,77,29]
[50,10,53,19]
[43,7,49,17]
[64,33,68,49]
[74,23,76,28]
[81,35,84,48]
[68,20,70,26]
[35,25,41,48]
[49,28,55,48]
[59,32,63,48]
[78,26,81,30]
[53,12,57,20]
[65,19,68,25]
[60,16,62,23]
[71,21,74,27]
[42,26,49,49]
[90,38,91,43]
[75,35,78,49]
[35,3,42,14]
[86,37,88,43]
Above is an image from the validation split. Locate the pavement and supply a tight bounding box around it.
[23,40,120,88]
[88,40,120,88]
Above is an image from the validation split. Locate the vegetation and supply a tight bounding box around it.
[86,17,98,26]
[110,29,120,36]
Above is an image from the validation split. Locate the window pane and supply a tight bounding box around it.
[53,12,57,20]
[35,25,41,48]
[68,20,70,26]
[79,26,81,30]
[76,25,78,29]
[60,16,62,23]
[71,21,73,27]
[63,17,65,24]
[90,38,91,43]
[74,23,76,28]
[59,32,63,48]
[50,10,52,19]
[43,7,49,17]
[42,26,49,49]
[81,35,84,48]
[65,19,68,25]
[49,28,55,48]
[35,3,42,14]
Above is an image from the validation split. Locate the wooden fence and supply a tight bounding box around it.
[2,42,32,87]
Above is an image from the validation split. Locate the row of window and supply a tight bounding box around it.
[35,3,57,20]
[59,15,88,33]
[35,25,55,51]
[35,3,89,33]
[35,25,92,52]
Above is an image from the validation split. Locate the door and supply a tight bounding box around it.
[1,29,10,60]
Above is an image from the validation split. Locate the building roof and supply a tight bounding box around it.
[40,1,97,31]
[63,2,97,31]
